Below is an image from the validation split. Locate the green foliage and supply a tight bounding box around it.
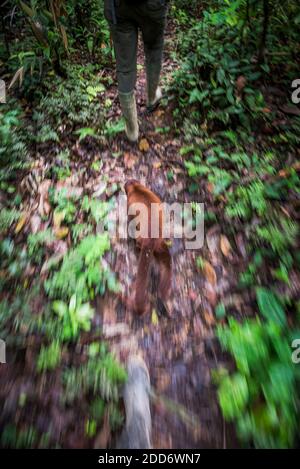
[0,208,21,234]
[215,302,226,319]
[27,229,55,262]
[71,223,93,244]
[37,340,61,372]
[171,7,266,129]
[18,0,69,76]
[44,234,118,302]
[254,217,298,254]
[0,239,29,292]
[52,295,94,341]
[216,317,300,448]
[1,424,38,449]
[50,187,78,223]
[81,196,114,226]
[0,107,28,182]
[67,0,112,61]
[74,127,97,142]
[63,354,127,404]
[256,287,286,327]
[105,119,126,138]
[31,64,107,143]
[226,181,268,219]
[51,149,71,180]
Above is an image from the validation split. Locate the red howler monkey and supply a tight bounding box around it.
[124,179,172,315]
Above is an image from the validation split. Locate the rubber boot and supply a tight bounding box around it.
[119,91,139,142]
[146,61,163,113]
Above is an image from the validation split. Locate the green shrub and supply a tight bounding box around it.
[44,234,119,302]
[215,317,300,448]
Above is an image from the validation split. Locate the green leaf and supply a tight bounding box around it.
[19,1,35,18]
[256,288,286,326]
[215,302,226,319]
[218,373,249,419]
[52,300,68,318]
[189,88,209,104]
[74,127,96,142]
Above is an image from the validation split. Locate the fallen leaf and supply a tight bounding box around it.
[203,309,215,326]
[15,213,27,234]
[236,75,247,94]
[154,109,165,118]
[204,284,217,307]
[220,235,232,257]
[235,232,247,258]
[139,138,150,152]
[53,211,65,229]
[207,182,214,193]
[37,179,52,217]
[206,226,220,262]
[54,226,69,239]
[152,309,159,326]
[124,152,137,169]
[203,261,217,286]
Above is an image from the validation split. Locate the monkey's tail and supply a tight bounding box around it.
[156,246,172,297]
[134,246,153,315]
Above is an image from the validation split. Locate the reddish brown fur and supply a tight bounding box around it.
[124,180,172,315]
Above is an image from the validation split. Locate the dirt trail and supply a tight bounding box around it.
[101,26,227,449]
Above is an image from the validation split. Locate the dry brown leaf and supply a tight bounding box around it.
[207,182,214,193]
[236,75,247,94]
[154,109,165,118]
[15,213,28,234]
[139,138,150,152]
[204,284,217,307]
[37,179,52,217]
[124,152,137,169]
[54,226,69,239]
[53,211,65,229]
[203,309,215,326]
[203,261,217,286]
[220,235,232,257]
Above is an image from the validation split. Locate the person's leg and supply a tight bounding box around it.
[139,0,167,111]
[104,1,139,141]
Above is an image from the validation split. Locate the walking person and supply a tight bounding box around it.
[104,0,168,142]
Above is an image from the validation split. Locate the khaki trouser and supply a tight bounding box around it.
[104,0,167,93]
